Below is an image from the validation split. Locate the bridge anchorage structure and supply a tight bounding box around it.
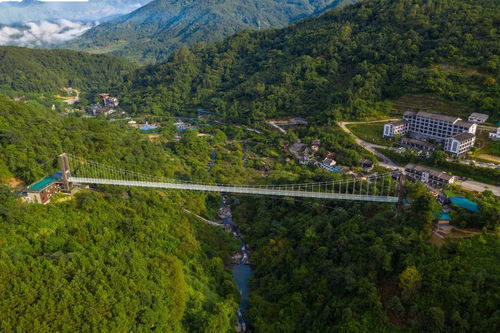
[59,153,403,203]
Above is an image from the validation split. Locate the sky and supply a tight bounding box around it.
[0,0,151,46]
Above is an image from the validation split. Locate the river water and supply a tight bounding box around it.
[219,196,253,332]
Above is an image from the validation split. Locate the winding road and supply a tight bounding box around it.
[338,120,402,170]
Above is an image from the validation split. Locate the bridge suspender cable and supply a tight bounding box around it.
[59,153,402,203]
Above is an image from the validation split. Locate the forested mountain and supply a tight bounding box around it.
[120,0,499,122]
[67,0,354,63]
[0,46,135,94]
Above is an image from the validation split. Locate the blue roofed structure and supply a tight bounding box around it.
[449,197,480,213]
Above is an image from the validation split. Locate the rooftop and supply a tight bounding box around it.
[403,110,417,117]
[449,197,480,213]
[401,137,435,148]
[140,125,158,131]
[469,112,489,121]
[28,172,62,192]
[451,132,475,142]
[405,163,454,181]
[390,119,407,127]
[416,111,461,123]
[455,120,475,128]
[436,211,452,221]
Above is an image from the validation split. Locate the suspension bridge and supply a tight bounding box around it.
[58,153,403,203]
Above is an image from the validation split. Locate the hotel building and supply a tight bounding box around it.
[383,110,477,156]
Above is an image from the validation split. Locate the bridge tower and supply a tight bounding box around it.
[59,153,72,192]
[396,171,406,214]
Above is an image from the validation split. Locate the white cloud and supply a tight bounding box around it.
[0,0,89,2]
[0,19,95,47]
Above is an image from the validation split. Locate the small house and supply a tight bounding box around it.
[468,113,489,123]
[311,140,321,152]
[436,211,452,226]
[23,173,63,204]
[322,157,336,167]
[489,128,500,141]
[360,159,374,172]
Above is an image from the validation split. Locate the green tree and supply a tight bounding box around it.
[399,266,422,300]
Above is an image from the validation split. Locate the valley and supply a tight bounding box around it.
[0,0,499,332]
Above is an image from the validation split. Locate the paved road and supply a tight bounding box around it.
[456,180,500,196]
[339,120,401,169]
[338,120,499,196]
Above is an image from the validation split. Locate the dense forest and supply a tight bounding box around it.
[68,0,355,64]
[0,187,239,332]
[233,185,500,332]
[0,95,242,331]
[0,46,135,94]
[120,0,499,122]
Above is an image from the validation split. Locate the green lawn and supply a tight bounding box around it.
[474,130,500,156]
[346,122,394,146]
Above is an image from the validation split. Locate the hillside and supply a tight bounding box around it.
[0,46,135,94]
[67,0,354,63]
[121,0,499,122]
[0,95,240,331]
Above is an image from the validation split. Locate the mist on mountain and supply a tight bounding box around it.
[0,0,152,24]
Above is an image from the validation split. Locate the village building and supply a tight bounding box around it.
[99,93,119,108]
[299,155,311,165]
[383,120,409,138]
[444,132,476,156]
[436,211,452,226]
[321,157,337,167]
[22,172,63,204]
[468,112,489,123]
[311,140,321,152]
[489,127,500,141]
[174,121,197,132]
[360,159,374,172]
[404,164,455,188]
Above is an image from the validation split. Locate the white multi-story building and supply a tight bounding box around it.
[489,128,500,141]
[383,120,409,138]
[402,110,476,142]
[444,133,476,156]
[383,110,477,155]
[468,112,489,123]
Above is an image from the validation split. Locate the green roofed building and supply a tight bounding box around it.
[24,172,63,204]
[436,211,452,226]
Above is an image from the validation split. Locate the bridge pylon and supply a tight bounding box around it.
[396,171,406,214]
[59,153,72,192]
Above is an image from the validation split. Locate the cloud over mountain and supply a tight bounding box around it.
[0,0,151,24]
[0,19,95,47]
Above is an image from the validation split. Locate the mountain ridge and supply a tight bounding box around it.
[120,0,499,122]
[67,0,354,63]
